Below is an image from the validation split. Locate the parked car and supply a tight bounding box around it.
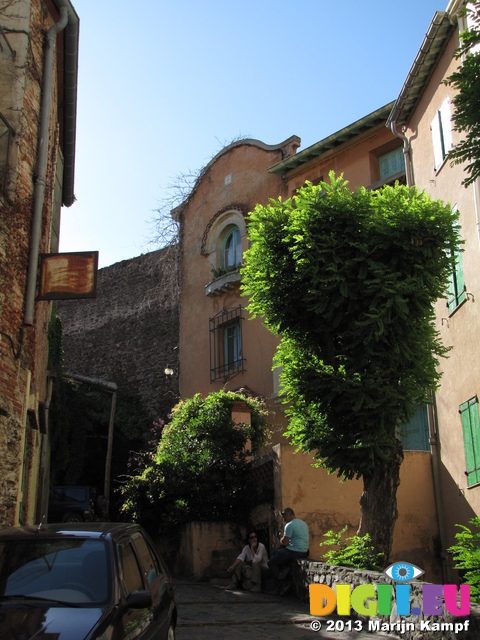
[0,522,177,640]
[48,486,106,523]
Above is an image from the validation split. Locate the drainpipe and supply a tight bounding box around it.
[24,7,69,326]
[427,392,450,582]
[390,117,449,580]
[390,121,414,187]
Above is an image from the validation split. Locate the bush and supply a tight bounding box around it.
[449,517,480,601]
[319,526,383,572]
[119,391,269,540]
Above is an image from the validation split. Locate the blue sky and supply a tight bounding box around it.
[60,0,446,268]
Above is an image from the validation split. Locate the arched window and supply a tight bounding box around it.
[222,226,242,269]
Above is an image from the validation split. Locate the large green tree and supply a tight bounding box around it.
[445,0,480,187]
[241,173,461,564]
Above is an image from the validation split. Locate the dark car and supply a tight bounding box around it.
[48,486,106,523]
[0,522,177,640]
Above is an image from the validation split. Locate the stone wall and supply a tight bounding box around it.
[57,246,180,423]
[0,0,65,526]
[291,561,480,640]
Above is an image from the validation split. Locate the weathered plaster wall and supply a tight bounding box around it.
[176,521,245,581]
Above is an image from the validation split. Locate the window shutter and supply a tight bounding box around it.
[460,398,480,486]
[379,147,405,180]
[440,98,453,156]
[447,243,466,314]
[455,250,466,305]
[431,111,444,171]
[447,270,457,313]
[401,405,430,451]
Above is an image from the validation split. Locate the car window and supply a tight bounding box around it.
[117,542,144,595]
[131,532,164,586]
[52,487,88,503]
[0,538,110,604]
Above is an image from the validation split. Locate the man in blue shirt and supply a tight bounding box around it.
[268,507,309,595]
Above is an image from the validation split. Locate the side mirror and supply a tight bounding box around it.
[126,590,152,609]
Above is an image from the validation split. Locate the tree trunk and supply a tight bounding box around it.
[357,439,404,567]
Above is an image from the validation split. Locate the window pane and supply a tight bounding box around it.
[209,306,244,382]
[235,229,241,264]
[224,321,241,369]
[223,228,241,268]
[118,542,144,594]
[131,532,163,585]
[431,111,444,171]
[0,539,110,604]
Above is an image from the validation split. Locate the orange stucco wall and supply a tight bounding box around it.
[178,126,441,576]
[179,142,289,403]
[403,21,480,566]
[273,444,441,582]
[286,126,400,196]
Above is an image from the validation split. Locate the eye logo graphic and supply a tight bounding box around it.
[384,562,424,582]
[309,560,470,619]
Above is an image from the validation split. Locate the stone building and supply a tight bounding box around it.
[0,0,79,526]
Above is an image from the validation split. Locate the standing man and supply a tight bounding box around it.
[268,507,309,595]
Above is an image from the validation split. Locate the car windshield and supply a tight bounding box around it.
[0,538,111,605]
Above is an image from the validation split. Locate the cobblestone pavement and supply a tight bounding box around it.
[173,579,398,639]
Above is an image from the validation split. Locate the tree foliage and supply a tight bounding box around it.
[242,173,460,481]
[445,0,480,187]
[449,516,480,601]
[319,526,383,572]
[119,391,269,539]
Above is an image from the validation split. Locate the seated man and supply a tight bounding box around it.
[268,507,309,595]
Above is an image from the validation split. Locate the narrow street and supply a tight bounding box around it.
[174,579,398,639]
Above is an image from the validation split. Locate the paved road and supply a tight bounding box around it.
[173,579,398,639]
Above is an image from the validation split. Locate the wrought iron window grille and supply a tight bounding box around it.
[0,113,15,194]
[209,305,245,383]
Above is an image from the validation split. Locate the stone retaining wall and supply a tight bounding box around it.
[291,560,480,640]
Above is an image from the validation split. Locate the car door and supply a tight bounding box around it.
[116,538,155,640]
[130,531,171,639]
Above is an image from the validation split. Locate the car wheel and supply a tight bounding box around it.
[63,512,84,523]
[167,624,176,640]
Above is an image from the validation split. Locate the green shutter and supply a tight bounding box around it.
[447,249,466,313]
[401,405,430,451]
[455,250,466,305]
[379,147,405,180]
[460,398,480,486]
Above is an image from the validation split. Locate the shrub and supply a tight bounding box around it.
[449,517,480,601]
[319,526,383,572]
[119,391,269,540]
